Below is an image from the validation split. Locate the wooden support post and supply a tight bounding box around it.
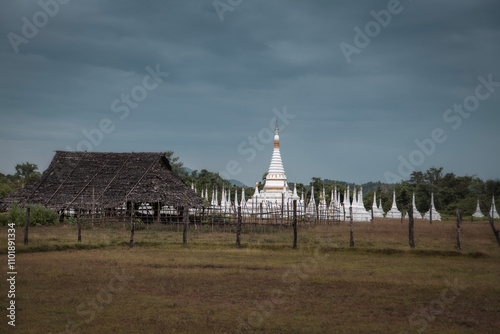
[293,200,297,249]
[349,206,354,247]
[281,193,284,224]
[260,203,263,223]
[371,206,374,224]
[77,209,81,243]
[401,211,403,224]
[236,206,242,248]
[429,203,433,225]
[408,205,415,249]
[129,202,135,248]
[303,199,306,225]
[156,201,161,224]
[24,206,30,246]
[315,204,319,226]
[183,206,189,248]
[92,187,95,229]
[456,208,462,251]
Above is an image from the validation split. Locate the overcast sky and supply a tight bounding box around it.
[1,0,499,186]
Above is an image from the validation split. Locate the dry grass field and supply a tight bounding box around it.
[1,219,500,333]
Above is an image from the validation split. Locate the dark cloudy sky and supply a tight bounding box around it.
[1,0,499,186]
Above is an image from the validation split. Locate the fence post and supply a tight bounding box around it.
[92,187,95,229]
[293,200,297,249]
[157,201,161,224]
[343,203,346,222]
[281,193,284,225]
[315,204,319,226]
[408,205,415,249]
[456,208,461,251]
[260,203,263,223]
[371,206,374,224]
[430,203,433,225]
[486,209,500,247]
[77,209,81,243]
[349,206,354,247]
[236,206,242,248]
[183,206,189,248]
[24,206,30,246]
[130,202,135,248]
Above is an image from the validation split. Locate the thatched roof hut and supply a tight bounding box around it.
[0,151,203,211]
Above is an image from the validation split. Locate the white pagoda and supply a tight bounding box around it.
[318,187,328,219]
[298,191,305,216]
[306,186,317,218]
[247,122,299,213]
[472,199,484,218]
[339,186,351,221]
[385,190,402,219]
[328,186,340,219]
[351,186,371,221]
[423,193,441,221]
[405,192,422,219]
[490,196,499,219]
[371,192,384,218]
[340,186,350,221]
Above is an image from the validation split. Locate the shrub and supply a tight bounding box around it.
[7,202,26,226]
[4,202,59,226]
[64,216,77,226]
[29,204,59,226]
[0,213,8,226]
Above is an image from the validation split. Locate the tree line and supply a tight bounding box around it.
[2,154,499,219]
[0,162,41,198]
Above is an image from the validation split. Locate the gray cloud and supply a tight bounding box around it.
[0,0,499,185]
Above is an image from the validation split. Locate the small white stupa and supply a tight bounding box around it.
[298,191,305,216]
[385,190,402,219]
[372,192,384,218]
[351,186,371,221]
[342,186,350,221]
[240,188,250,216]
[472,199,484,218]
[327,186,340,219]
[405,192,422,219]
[423,193,441,221]
[490,196,499,219]
[306,186,317,218]
[317,187,328,218]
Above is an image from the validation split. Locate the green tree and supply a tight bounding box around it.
[425,167,443,185]
[15,162,41,187]
[409,171,425,184]
[164,151,190,184]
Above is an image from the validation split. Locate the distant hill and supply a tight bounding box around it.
[228,179,248,188]
[322,179,393,192]
[182,167,193,173]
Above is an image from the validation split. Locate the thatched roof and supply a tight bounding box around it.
[0,151,203,210]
